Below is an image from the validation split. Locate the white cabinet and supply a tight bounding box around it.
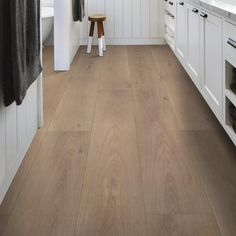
[201,11,223,118]
[186,3,201,88]
[176,0,186,64]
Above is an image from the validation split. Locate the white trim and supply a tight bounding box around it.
[37,74,43,128]
[80,38,166,45]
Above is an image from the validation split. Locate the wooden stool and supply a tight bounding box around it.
[87,14,106,57]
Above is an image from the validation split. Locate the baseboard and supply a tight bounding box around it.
[80,38,166,46]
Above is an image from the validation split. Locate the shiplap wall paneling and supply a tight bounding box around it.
[0,81,38,204]
[80,0,164,44]
[123,0,132,38]
[6,104,18,173]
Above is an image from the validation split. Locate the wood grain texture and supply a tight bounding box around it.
[0,215,8,235]
[2,132,90,236]
[182,129,236,236]
[70,47,103,78]
[99,46,131,90]
[2,46,236,236]
[49,75,99,131]
[147,214,221,236]
[75,90,147,236]
[128,47,212,215]
[151,45,220,131]
[42,46,54,77]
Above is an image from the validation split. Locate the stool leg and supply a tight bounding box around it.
[97,22,103,57]
[101,22,106,51]
[87,21,95,54]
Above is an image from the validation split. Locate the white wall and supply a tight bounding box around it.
[54,0,80,70]
[0,80,39,204]
[80,0,165,45]
[42,0,54,7]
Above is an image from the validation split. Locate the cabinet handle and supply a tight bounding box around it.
[200,12,208,18]
[227,38,236,49]
[169,1,174,5]
[179,1,184,5]
[192,8,198,13]
[164,0,168,2]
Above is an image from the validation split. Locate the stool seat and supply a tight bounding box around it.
[88,14,106,22]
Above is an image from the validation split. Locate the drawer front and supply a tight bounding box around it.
[164,0,168,11]
[167,0,176,16]
[224,21,236,58]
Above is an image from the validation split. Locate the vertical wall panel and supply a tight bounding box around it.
[123,0,132,38]
[96,0,105,13]
[81,0,163,43]
[6,104,18,172]
[105,0,114,38]
[26,82,38,136]
[114,0,123,38]
[80,0,89,39]
[150,0,159,37]
[132,0,141,38]
[0,80,39,204]
[17,99,27,151]
[141,0,150,38]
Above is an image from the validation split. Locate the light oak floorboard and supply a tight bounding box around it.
[42,46,54,77]
[49,75,99,131]
[147,214,221,236]
[99,46,131,90]
[182,129,236,236]
[131,87,212,215]
[2,46,236,236]
[75,90,147,236]
[151,46,220,131]
[128,46,212,214]
[70,47,103,78]
[0,215,9,235]
[2,132,90,236]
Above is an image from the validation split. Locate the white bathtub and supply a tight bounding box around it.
[42,7,54,43]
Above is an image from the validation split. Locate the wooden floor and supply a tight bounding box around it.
[0,46,236,236]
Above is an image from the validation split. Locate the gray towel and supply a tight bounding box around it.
[0,0,42,106]
[72,0,85,22]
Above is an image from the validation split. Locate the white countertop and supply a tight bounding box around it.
[187,0,236,22]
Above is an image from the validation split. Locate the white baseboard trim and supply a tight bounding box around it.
[80,38,166,46]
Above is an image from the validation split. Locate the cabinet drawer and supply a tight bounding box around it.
[164,0,176,16]
[224,21,236,57]
[164,0,168,10]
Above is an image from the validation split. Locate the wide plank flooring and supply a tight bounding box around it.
[1,46,236,236]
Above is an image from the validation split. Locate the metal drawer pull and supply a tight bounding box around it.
[179,1,184,5]
[192,8,198,13]
[169,1,174,5]
[227,38,236,49]
[200,12,207,18]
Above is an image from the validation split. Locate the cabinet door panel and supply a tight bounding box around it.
[186,3,201,88]
[176,1,186,64]
[202,12,223,117]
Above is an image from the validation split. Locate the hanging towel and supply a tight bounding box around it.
[0,0,15,106]
[0,0,42,106]
[72,0,85,22]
